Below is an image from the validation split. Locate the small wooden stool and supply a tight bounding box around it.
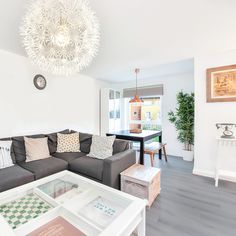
[144,142,167,166]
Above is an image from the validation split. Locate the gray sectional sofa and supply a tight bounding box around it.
[0,130,136,192]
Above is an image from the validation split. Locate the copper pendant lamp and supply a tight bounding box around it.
[129,68,143,104]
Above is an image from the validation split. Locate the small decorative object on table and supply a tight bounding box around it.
[120,164,161,207]
[216,123,236,139]
[37,178,81,204]
[130,128,142,134]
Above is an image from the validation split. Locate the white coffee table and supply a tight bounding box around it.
[0,170,146,236]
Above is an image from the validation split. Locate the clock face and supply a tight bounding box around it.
[33,75,46,90]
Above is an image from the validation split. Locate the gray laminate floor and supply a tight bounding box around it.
[144,155,236,236]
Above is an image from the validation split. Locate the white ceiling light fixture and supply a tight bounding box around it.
[20,0,100,75]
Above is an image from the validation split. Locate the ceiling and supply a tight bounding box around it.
[105,58,194,83]
[0,0,236,82]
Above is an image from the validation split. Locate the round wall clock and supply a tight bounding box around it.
[33,74,47,90]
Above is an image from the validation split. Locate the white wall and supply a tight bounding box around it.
[194,50,236,179]
[112,72,194,157]
[0,50,108,138]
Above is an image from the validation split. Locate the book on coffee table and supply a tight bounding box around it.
[26,216,86,236]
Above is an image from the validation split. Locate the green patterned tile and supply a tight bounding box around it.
[0,193,53,229]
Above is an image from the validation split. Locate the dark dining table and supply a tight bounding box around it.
[107,130,162,165]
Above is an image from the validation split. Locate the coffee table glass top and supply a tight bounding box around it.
[37,175,85,204]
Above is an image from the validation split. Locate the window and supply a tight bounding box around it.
[124,96,162,131]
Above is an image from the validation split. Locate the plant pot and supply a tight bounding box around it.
[182,150,194,162]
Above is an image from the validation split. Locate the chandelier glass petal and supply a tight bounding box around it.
[20,0,100,75]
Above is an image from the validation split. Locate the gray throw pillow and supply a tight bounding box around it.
[87,135,115,159]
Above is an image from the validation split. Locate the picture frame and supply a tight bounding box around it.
[206,64,236,102]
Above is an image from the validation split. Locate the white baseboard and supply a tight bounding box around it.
[193,168,236,183]
[192,169,215,178]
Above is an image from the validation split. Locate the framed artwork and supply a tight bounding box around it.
[206,64,236,102]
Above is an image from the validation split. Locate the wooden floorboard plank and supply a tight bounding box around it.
[144,155,236,236]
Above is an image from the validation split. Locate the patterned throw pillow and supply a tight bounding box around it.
[0,141,14,169]
[88,135,115,159]
[57,133,80,153]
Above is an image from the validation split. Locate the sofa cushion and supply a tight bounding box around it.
[69,156,104,181]
[53,152,86,164]
[12,134,45,163]
[76,132,130,155]
[57,132,80,153]
[113,139,130,155]
[18,157,68,180]
[0,138,16,164]
[0,165,34,192]
[0,141,14,169]
[46,130,70,155]
[24,137,51,162]
[79,132,92,154]
[88,135,115,160]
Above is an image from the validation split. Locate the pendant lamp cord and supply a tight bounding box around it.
[135,68,140,96]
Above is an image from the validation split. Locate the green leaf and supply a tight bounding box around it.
[168,91,194,150]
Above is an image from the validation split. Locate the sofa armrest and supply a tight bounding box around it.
[103,149,136,189]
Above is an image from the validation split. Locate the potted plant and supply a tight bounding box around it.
[168,91,194,161]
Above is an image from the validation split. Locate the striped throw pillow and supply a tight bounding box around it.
[0,141,14,169]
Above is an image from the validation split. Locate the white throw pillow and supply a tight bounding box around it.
[57,132,80,153]
[88,135,115,159]
[24,137,51,162]
[0,141,14,169]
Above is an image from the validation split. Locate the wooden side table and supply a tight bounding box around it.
[120,164,161,207]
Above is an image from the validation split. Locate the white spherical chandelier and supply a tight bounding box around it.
[20,0,100,75]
